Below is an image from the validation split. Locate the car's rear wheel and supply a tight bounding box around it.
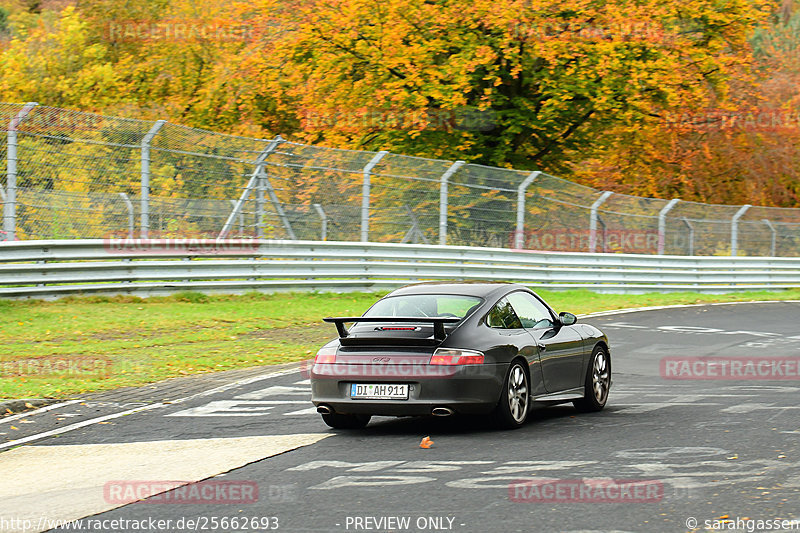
[573,345,610,412]
[321,412,371,429]
[493,360,529,429]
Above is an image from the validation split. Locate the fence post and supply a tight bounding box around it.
[228,200,245,237]
[438,160,465,246]
[313,203,327,241]
[3,102,38,241]
[0,187,5,240]
[256,169,265,239]
[595,214,608,253]
[762,219,777,257]
[360,151,389,242]
[140,120,166,239]
[404,205,430,244]
[118,193,134,238]
[682,218,695,256]
[514,170,541,249]
[731,204,751,256]
[219,135,283,239]
[589,191,613,253]
[657,198,680,255]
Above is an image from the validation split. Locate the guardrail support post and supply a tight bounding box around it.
[657,198,680,255]
[4,102,38,241]
[438,160,465,246]
[514,170,541,249]
[762,219,777,257]
[361,151,389,242]
[140,119,166,239]
[219,136,284,239]
[731,204,751,256]
[681,218,695,256]
[313,203,328,241]
[118,193,134,238]
[589,191,613,253]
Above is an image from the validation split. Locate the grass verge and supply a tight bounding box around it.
[2,288,800,399]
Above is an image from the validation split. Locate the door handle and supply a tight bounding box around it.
[537,343,546,351]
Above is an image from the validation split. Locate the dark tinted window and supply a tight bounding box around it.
[486,298,523,329]
[365,294,482,319]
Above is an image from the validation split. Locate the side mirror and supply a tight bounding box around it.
[559,312,578,326]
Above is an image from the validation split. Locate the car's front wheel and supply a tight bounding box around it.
[573,346,610,412]
[493,360,529,429]
[321,413,371,429]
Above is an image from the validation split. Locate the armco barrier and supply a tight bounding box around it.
[1,239,799,298]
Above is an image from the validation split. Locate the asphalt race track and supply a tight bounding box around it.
[2,302,800,533]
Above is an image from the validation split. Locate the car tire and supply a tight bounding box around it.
[493,360,530,429]
[321,413,371,429]
[573,345,611,413]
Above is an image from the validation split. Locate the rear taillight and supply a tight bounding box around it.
[314,346,337,364]
[430,348,485,365]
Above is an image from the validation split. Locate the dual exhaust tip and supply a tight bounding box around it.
[316,405,454,417]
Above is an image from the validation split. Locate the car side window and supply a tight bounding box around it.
[507,291,555,329]
[486,298,523,329]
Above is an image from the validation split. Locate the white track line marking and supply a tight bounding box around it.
[0,364,307,450]
[0,400,82,425]
[579,300,800,319]
[1,434,330,533]
[0,403,164,451]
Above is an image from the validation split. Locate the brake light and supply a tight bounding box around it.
[430,348,485,365]
[314,346,337,364]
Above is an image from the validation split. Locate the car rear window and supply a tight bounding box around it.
[364,294,482,319]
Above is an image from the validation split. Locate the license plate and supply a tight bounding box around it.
[350,383,409,400]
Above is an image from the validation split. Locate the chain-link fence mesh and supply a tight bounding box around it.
[2,102,800,256]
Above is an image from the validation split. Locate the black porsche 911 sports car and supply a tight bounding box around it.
[310,282,611,429]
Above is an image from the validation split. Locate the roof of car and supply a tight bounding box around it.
[386,281,522,298]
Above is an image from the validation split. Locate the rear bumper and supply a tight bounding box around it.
[310,362,506,416]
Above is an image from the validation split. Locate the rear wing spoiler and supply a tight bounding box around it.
[323,316,461,343]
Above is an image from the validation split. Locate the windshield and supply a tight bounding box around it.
[364,294,482,319]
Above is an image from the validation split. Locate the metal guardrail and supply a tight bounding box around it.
[1,239,799,298]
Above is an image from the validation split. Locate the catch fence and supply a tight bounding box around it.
[2,102,799,256]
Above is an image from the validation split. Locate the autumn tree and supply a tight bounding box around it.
[572,0,800,207]
[245,0,771,173]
